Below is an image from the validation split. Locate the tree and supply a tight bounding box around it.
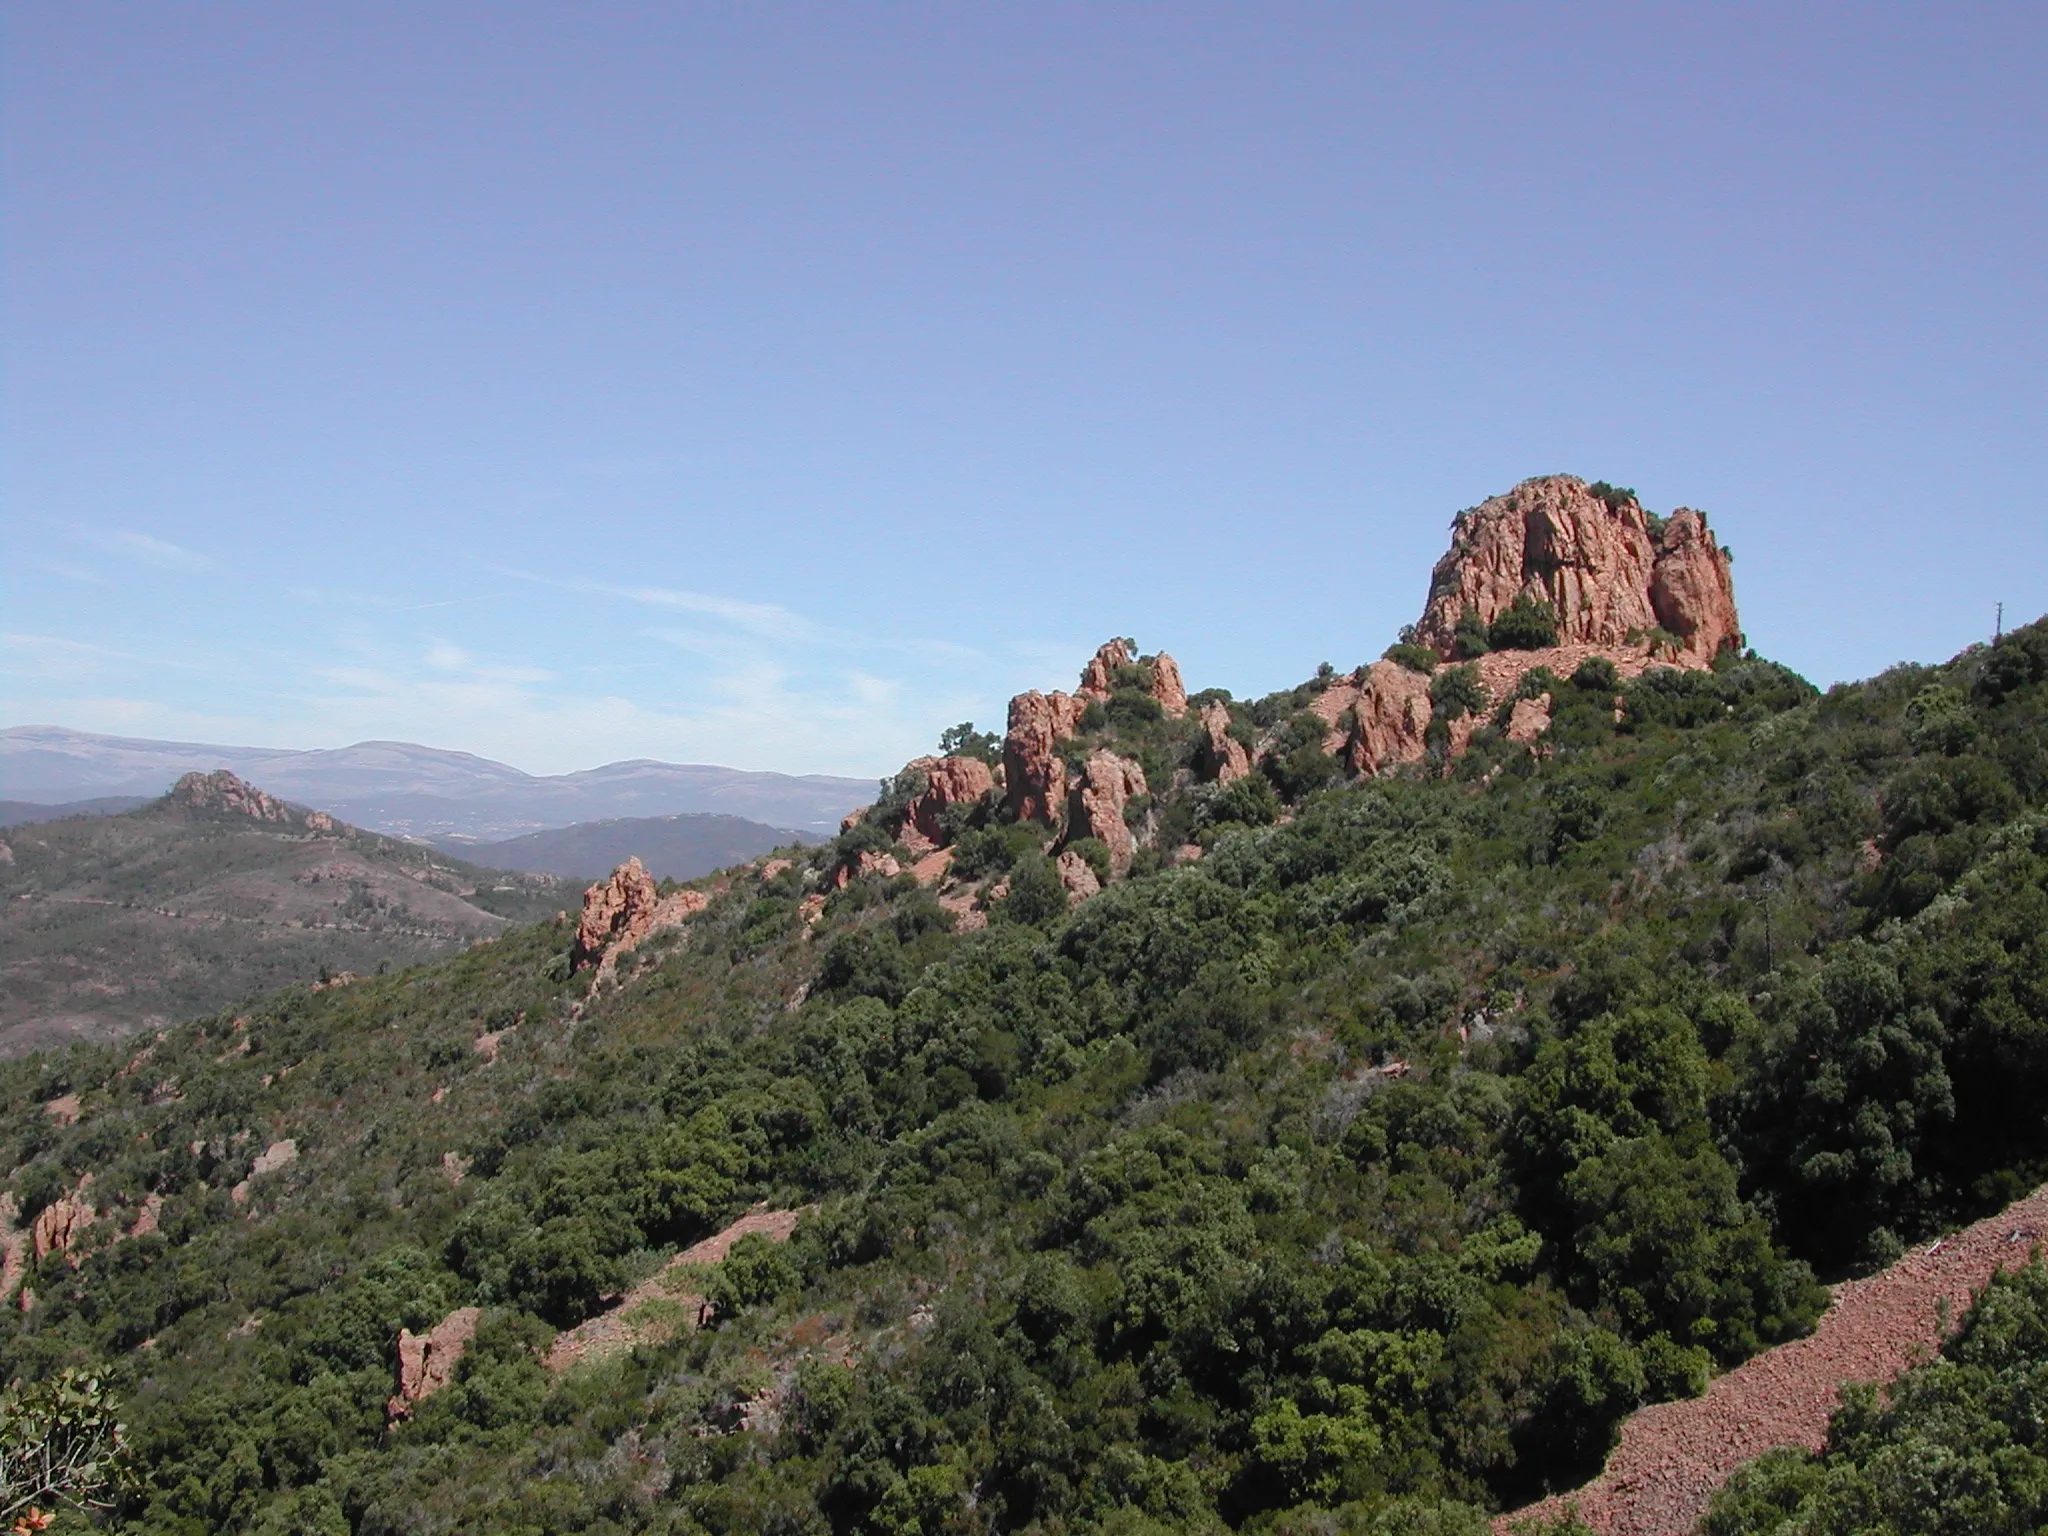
[1488,593,1561,651]
[0,1370,131,1526]
[1430,665,1486,722]
[938,722,1001,764]
[1452,608,1492,660]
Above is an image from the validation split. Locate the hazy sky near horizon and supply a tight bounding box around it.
[6,3,2045,777]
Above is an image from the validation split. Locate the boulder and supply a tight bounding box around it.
[1004,690,1086,826]
[1067,751,1148,877]
[1506,693,1554,744]
[1414,475,1739,663]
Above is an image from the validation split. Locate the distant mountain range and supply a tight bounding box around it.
[441,812,814,884]
[0,726,875,841]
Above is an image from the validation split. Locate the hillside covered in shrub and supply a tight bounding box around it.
[5,482,2048,1536]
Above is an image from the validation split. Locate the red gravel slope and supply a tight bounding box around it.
[1498,1183,2048,1536]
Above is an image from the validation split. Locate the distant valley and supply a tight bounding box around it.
[440,811,814,882]
[0,726,875,840]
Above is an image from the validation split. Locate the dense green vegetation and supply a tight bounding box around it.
[6,619,2048,1534]
[1706,1258,2048,1536]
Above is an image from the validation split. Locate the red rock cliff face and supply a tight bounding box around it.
[1004,691,1087,826]
[1650,508,1742,660]
[1413,476,1738,664]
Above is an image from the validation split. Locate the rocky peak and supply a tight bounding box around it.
[1076,640,1134,703]
[1413,475,1738,664]
[169,770,334,830]
[571,858,708,974]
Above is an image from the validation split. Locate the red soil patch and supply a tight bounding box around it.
[544,1204,806,1373]
[1499,1182,2048,1536]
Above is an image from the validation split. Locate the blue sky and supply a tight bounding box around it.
[5,3,2044,777]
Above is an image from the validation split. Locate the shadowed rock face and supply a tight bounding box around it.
[1414,475,1738,664]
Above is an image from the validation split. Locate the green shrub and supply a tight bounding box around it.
[1487,593,1561,651]
[1384,642,1440,674]
[1571,656,1621,692]
[1452,607,1491,660]
[1000,852,1069,926]
[1430,664,1486,721]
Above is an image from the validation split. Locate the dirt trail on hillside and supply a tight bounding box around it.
[1499,1183,2048,1536]
[545,1205,805,1373]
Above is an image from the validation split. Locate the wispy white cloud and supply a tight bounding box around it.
[36,560,105,584]
[77,527,212,573]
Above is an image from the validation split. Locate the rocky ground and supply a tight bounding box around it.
[1498,1183,2048,1536]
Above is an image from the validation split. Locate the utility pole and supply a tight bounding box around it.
[1996,602,2004,643]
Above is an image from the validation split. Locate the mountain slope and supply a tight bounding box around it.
[0,727,875,839]
[445,811,813,883]
[2,479,2045,1536]
[0,771,576,1057]
[0,796,149,827]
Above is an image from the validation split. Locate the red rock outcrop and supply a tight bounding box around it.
[387,1305,481,1419]
[1004,690,1087,826]
[1199,703,1253,783]
[1506,692,1553,744]
[170,769,331,827]
[1649,507,1742,660]
[1076,640,1134,703]
[571,858,709,972]
[1056,850,1102,903]
[0,1197,27,1303]
[1067,751,1148,877]
[1150,653,1189,718]
[834,849,902,888]
[1413,476,1738,664]
[1311,662,1437,775]
[32,1181,95,1263]
[895,755,997,851]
